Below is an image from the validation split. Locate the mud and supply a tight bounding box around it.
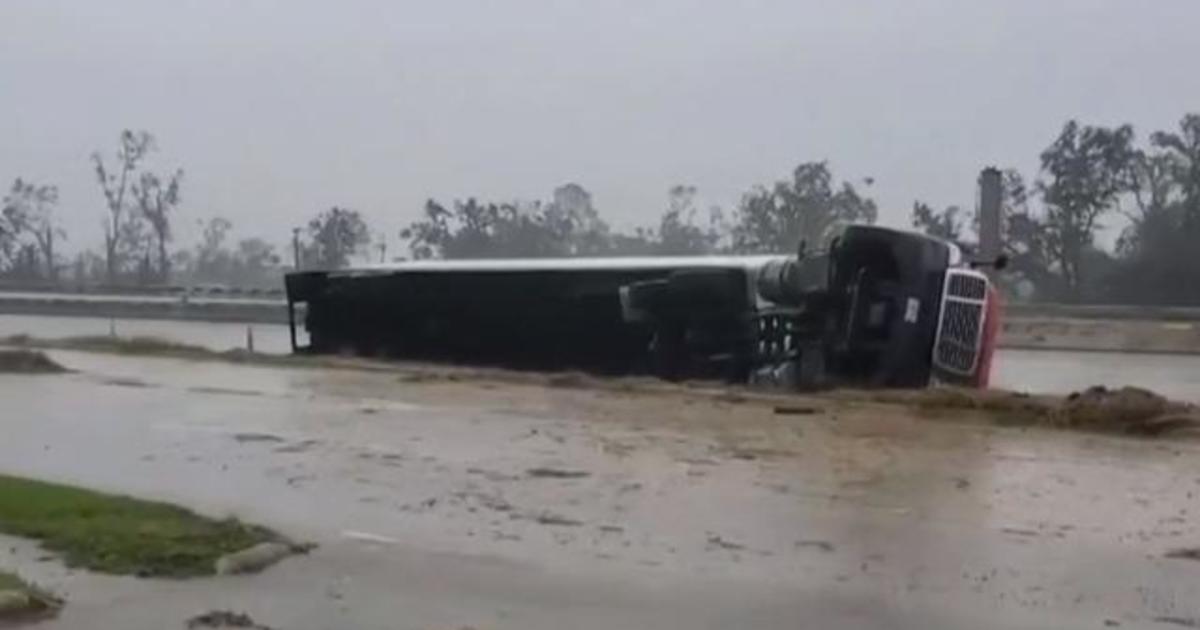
[1165,548,1200,562]
[7,333,1200,441]
[863,385,1200,436]
[525,468,591,479]
[1059,385,1196,435]
[214,543,298,576]
[2,349,1200,629]
[0,584,61,624]
[0,350,67,374]
[187,610,275,629]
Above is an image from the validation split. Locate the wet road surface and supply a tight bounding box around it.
[1,350,1199,629]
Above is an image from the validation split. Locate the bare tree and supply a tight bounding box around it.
[1150,114,1200,224]
[132,169,184,281]
[909,202,966,243]
[93,130,155,282]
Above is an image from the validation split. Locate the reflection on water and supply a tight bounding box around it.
[993,348,1200,402]
[4,314,1199,402]
[0,314,292,354]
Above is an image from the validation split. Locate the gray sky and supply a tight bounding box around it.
[3,0,1199,256]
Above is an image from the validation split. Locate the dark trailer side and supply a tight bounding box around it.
[285,225,997,389]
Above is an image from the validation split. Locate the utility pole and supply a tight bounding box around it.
[977,167,1003,274]
[292,227,301,270]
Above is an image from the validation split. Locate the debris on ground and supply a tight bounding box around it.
[1154,617,1200,628]
[526,467,590,479]
[186,610,275,629]
[215,541,311,575]
[773,405,821,416]
[531,512,583,527]
[341,530,399,544]
[189,386,263,397]
[232,433,285,444]
[1165,548,1200,562]
[706,534,745,551]
[0,572,61,623]
[0,349,68,374]
[1056,386,1197,435]
[274,440,320,454]
[858,385,1200,436]
[102,377,154,388]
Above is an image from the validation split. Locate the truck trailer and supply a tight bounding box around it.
[284,224,998,389]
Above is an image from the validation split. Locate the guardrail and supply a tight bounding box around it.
[2,291,1198,354]
[0,292,288,324]
[1005,303,1200,322]
[0,282,285,300]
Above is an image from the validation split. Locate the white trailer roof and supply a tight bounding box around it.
[339,255,788,275]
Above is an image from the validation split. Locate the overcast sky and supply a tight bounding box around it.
[3,0,1199,255]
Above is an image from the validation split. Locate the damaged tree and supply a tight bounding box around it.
[132,169,184,281]
[92,130,155,284]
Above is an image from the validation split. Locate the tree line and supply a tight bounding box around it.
[911,115,1200,304]
[0,130,369,289]
[2,115,1199,304]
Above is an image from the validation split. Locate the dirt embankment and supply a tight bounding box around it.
[0,349,68,374]
[862,385,1200,436]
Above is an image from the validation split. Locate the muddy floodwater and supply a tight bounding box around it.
[3,314,1200,400]
[0,341,1198,629]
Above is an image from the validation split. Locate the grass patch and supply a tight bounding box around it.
[0,571,26,592]
[0,474,276,578]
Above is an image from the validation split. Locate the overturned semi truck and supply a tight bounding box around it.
[285,225,1000,389]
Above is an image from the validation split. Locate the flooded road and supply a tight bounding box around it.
[4,314,1200,400]
[0,314,294,354]
[1,348,1199,629]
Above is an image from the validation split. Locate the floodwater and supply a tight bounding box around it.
[0,314,294,354]
[993,348,1200,403]
[2,349,1199,629]
[3,314,1200,400]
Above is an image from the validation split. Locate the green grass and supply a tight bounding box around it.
[0,571,25,592]
[0,475,276,578]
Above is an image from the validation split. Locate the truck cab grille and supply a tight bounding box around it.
[933,269,989,376]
